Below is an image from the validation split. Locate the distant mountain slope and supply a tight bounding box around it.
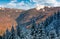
[16,7,60,26]
[0,7,24,36]
[16,7,60,34]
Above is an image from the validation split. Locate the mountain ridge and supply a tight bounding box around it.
[16,7,60,34]
[16,7,60,25]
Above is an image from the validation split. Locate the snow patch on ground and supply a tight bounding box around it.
[36,4,45,10]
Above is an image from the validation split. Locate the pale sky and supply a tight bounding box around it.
[0,0,60,10]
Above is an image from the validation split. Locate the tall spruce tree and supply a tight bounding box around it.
[5,28,11,39]
[37,22,47,39]
[10,26,16,39]
[16,24,21,37]
[2,33,5,39]
[16,24,24,39]
[58,30,60,39]
[30,19,37,39]
[0,36,2,39]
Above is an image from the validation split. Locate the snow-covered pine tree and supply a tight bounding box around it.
[37,22,47,39]
[44,15,53,27]
[30,19,37,39]
[48,29,57,39]
[58,29,60,39]
[16,24,24,39]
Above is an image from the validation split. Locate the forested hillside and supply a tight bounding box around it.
[0,7,60,39]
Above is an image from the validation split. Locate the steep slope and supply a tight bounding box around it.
[16,7,60,26]
[0,7,24,36]
[16,7,60,35]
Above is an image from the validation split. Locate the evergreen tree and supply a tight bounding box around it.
[56,11,60,20]
[2,33,5,39]
[53,12,56,20]
[10,26,16,39]
[49,29,57,39]
[58,30,60,39]
[16,24,24,39]
[37,23,47,39]
[16,24,21,37]
[5,28,11,39]
[30,19,37,39]
[0,36,2,39]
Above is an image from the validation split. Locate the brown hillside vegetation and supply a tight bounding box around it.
[0,7,23,36]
